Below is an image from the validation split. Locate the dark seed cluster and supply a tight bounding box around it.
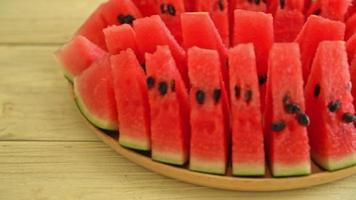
[233,84,253,104]
[217,0,224,11]
[258,75,267,86]
[118,15,135,24]
[160,3,176,16]
[196,90,205,105]
[234,85,241,100]
[213,89,222,103]
[279,0,285,9]
[342,113,356,123]
[328,100,341,113]
[158,81,168,96]
[244,89,253,104]
[146,76,155,90]
[195,88,223,105]
[314,84,320,98]
[146,76,176,96]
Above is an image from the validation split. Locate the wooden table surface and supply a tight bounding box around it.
[0,0,355,199]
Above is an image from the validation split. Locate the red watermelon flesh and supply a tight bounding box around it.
[133,15,188,86]
[347,33,356,62]
[195,0,230,47]
[295,15,345,82]
[157,0,185,44]
[188,47,230,174]
[346,0,356,18]
[346,13,356,40]
[264,43,311,177]
[146,46,190,165]
[233,9,274,111]
[268,0,304,14]
[74,56,118,131]
[111,49,151,150]
[77,0,142,50]
[132,0,159,16]
[351,55,356,111]
[103,24,143,63]
[56,36,107,82]
[229,44,265,176]
[274,9,305,42]
[184,0,195,11]
[319,0,351,21]
[305,41,356,171]
[181,12,228,88]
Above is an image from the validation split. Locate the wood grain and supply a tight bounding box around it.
[1,141,356,200]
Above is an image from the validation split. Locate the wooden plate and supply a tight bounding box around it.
[71,86,356,191]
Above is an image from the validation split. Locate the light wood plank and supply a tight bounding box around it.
[0,0,104,44]
[0,141,355,200]
[0,45,97,141]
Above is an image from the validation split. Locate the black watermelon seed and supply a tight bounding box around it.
[314,9,321,15]
[213,88,222,103]
[314,84,321,98]
[146,76,155,89]
[280,0,285,9]
[285,103,301,114]
[342,112,356,123]
[117,15,135,24]
[258,75,267,86]
[160,4,166,13]
[271,121,286,132]
[170,80,175,92]
[158,81,168,96]
[296,113,310,127]
[234,85,241,100]
[167,4,176,16]
[328,100,341,113]
[244,89,253,104]
[196,90,205,105]
[218,0,224,11]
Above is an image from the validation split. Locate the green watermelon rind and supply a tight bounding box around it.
[119,134,150,151]
[152,151,187,166]
[312,153,356,171]
[74,82,117,131]
[232,163,265,177]
[190,159,226,175]
[271,162,311,177]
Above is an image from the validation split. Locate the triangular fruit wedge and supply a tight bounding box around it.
[188,47,230,175]
[74,56,118,131]
[264,43,311,177]
[305,41,356,171]
[157,0,185,44]
[295,15,345,82]
[233,9,274,111]
[146,46,190,165]
[229,44,265,176]
[77,0,142,50]
[56,35,107,82]
[195,0,230,47]
[111,49,151,151]
[133,15,188,86]
[181,12,228,87]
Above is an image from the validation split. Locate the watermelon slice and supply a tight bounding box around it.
[77,0,142,50]
[305,41,356,171]
[181,12,228,87]
[233,9,274,111]
[295,15,345,82]
[195,0,230,47]
[346,13,356,40]
[347,33,356,62]
[132,0,159,16]
[274,9,305,42]
[133,15,188,86]
[146,46,190,165]
[103,24,143,63]
[264,43,311,177]
[188,47,230,174]
[157,0,185,44]
[111,49,151,151]
[56,36,107,82]
[229,44,265,176]
[74,56,118,131]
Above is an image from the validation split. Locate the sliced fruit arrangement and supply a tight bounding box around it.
[56,0,356,177]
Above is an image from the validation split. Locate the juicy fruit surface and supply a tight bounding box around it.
[111,49,151,151]
[57,0,356,178]
[265,43,311,177]
[188,47,229,174]
[229,44,265,176]
[305,41,356,171]
[74,56,118,131]
[146,46,190,165]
